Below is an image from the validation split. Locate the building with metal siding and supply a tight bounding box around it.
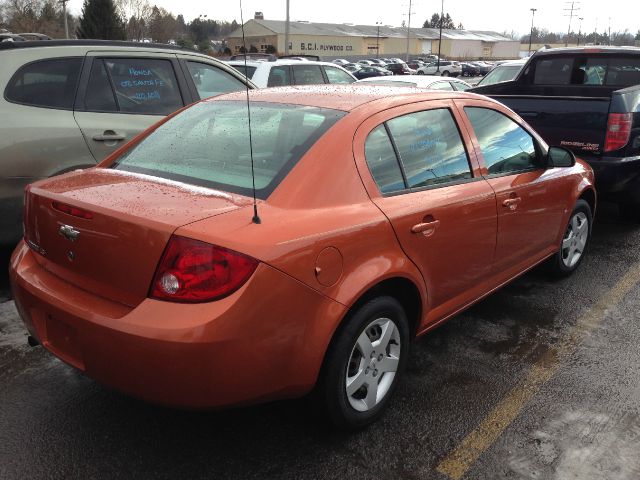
[227,19,520,60]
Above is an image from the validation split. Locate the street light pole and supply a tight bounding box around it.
[376,22,381,58]
[284,0,290,55]
[436,0,443,73]
[59,0,69,39]
[528,8,537,55]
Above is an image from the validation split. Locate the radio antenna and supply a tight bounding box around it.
[239,0,261,224]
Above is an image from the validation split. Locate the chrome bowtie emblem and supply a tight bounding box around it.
[59,224,80,242]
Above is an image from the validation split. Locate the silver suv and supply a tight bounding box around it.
[0,40,254,246]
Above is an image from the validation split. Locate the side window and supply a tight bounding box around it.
[606,57,640,86]
[323,66,355,84]
[533,57,573,85]
[84,60,118,112]
[292,64,325,85]
[5,57,82,109]
[186,61,246,99]
[465,107,540,175]
[430,81,454,91]
[387,109,472,188]
[103,58,183,115]
[267,66,291,87]
[364,125,405,194]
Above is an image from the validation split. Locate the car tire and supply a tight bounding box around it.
[442,70,450,77]
[547,199,592,277]
[417,70,424,75]
[619,202,640,223]
[316,296,410,430]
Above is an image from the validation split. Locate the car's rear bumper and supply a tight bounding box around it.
[580,155,640,203]
[10,242,345,409]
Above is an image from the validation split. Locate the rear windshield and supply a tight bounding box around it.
[112,101,345,198]
[477,65,521,86]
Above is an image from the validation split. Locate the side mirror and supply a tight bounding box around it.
[547,146,576,168]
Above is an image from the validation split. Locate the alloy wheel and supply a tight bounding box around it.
[561,211,589,268]
[345,317,401,412]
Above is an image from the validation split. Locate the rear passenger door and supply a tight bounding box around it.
[354,100,497,321]
[73,52,189,162]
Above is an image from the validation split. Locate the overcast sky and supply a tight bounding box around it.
[68,0,639,38]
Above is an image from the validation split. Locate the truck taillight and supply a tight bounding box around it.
[604,113,632,152]
[150,236,258,303]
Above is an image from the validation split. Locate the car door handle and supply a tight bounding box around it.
[92,131,125,142]
[502,197,522,210]
[411,220,440,237]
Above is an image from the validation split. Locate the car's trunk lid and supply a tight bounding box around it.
[24,168,252,307]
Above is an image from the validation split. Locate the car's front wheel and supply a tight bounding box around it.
[417,70,425,75]
[441,70,450,77]
[548,199,592,276]
[317,296,410,429]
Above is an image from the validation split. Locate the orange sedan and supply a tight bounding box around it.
[10,85,595,429]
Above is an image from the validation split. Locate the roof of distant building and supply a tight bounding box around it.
[228,19,517,43]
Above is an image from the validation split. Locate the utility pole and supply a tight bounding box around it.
[405,0,412,62]
[436,0,443,72]
[59,0,69,39]
[577,17,583,45]
[284,0,290,55]
[528,8,537,55]
[564,1,580,47]
[608,17,611,45]
[376,22,381,58]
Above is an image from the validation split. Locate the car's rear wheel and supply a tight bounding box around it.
[317,296,409,430]
[417,70,424,75]
[548,199,592,276]
[441,70,450,77]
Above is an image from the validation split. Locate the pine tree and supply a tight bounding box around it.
[77,0,125,40]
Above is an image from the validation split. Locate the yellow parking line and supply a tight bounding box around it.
[436,263,640,480]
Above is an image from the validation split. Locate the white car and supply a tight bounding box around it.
[226,59,356,88]
[355,75,471,91]
[416,60,462,77]
[474,59,527,87]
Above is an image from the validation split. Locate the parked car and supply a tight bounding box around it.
[474,59,526,86]
[0,40,254,247]
[386,62,415,75]
[332,58,350,65]
[416,60,462,77]
[469,61,493,75]
[16,33,52,41]
[356,75,471,91]
[227,59,356,87]
[0,32,26,42]
[460,62,480,77]
[407,60,426,70]
[351,66,393,80]
[11,85,595,429]
[471,47,640,220]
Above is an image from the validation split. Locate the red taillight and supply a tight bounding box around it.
[52,201,94,220]
[604,113,632,152]
[150,236,258,303]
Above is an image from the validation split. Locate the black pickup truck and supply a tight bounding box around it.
[471,47,640,220]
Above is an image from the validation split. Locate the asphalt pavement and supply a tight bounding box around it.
[1,202,639,480]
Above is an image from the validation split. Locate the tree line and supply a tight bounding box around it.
[521,26,640,46]
[0,0,239,53]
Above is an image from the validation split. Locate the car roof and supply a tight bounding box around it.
[355,75,470,88]
[0,39,196,53]
[210,84,479,111]
[533,45,640,57]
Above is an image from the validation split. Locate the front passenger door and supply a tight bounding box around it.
[461,103,566,274]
